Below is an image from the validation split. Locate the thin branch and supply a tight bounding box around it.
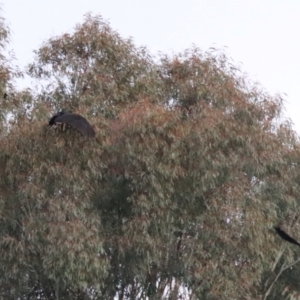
[263,256,300,300]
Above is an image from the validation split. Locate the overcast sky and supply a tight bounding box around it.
[2,0,300,131]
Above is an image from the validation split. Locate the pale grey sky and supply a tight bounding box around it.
[2,0,300,131]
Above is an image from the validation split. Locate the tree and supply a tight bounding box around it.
[1,13,300,300]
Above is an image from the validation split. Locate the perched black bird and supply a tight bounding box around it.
[274,226,300,247]
[49,111,95,138]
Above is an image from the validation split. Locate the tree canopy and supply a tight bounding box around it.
[1,13,300,300]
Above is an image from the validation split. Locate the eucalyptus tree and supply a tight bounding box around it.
[0,13,300,300]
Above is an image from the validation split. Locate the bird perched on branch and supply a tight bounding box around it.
[274,226,300,247]
[49,110,95,138]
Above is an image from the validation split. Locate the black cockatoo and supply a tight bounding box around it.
[49,111,95,138]
[274,226,300,247]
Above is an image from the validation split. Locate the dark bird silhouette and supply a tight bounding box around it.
[49,111,95,138]
[274,226,300,247]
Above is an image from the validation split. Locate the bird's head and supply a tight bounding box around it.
[49,109,72,125]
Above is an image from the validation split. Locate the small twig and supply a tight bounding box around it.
[263,257,300,300]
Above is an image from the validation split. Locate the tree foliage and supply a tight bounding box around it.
[1,13,300,300]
